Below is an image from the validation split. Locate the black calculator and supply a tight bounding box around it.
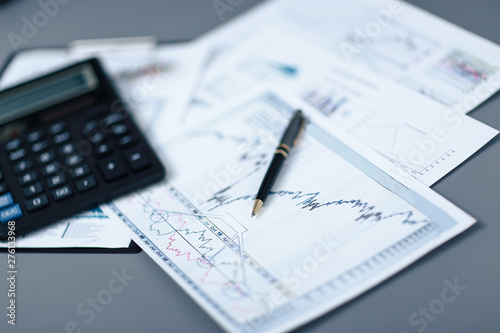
[0,58,165,238]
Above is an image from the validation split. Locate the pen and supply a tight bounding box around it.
[252,110,305,217]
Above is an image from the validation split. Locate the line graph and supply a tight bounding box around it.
[72,207,108,219]
[165,114,429,229]
[111,175,434,326]
[343,20,440,72]
[331,103,473,185]
[132,185,296,305]
[206,189,428,225]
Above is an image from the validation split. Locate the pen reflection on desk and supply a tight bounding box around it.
[252,110,305,217]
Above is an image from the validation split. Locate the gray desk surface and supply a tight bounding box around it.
[0,1,499,332]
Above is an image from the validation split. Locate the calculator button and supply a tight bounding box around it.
[41,162,60,177]
[36,150,55,164]
[124,148,151,172]
[111,123,128,136]
[66,154,83,167]
[5,138,21,152]
[96,142,114,157]
[59,143,76,155]
[83,120,99,133]
[13,160,33,174]
[0,183,8,195]
[25,194,49,212]
[23,182,44,198]
[46,174,67,189]
[0,193,14,209]
[98,155,127,182]
[53,131,71,144]
[75,175,97,193]
[51,185,73,202]
[9,148,26,162]
[0,204,23,223]
[49,122,65,135]
[117,135,134,148]
[70,164,90,179]
[31,140,49,153]
[103,113,123,126]
[27,130,44,143]
[89,131,104,145]
[18,171,38,186]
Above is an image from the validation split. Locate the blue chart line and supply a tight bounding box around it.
[72,207,108,219]
[265,61,298,78]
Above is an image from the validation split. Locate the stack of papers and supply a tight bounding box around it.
[2,0,499,330]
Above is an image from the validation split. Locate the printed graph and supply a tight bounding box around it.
[429,50,497,92]
[112,93,437,330]
[344,20,440,72]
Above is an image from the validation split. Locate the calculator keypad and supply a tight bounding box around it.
[0,59,165,237]
[1,108,160,232]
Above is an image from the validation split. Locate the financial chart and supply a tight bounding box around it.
[108,92,473,332]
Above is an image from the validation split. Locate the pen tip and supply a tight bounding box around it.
[252,199,263,217]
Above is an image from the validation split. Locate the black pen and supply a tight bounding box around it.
[252,110,305,217]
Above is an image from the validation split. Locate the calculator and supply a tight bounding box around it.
[0,58,165,238]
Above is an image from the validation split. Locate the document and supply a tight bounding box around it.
[192,29,498,185]
[195,0,500,113]
[103,90,476,333]
[0,207,131,249]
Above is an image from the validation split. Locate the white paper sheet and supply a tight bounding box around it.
[191,29,498,185]
[195,0,500,113]
[0,207,131,248]
[103,90,476,332]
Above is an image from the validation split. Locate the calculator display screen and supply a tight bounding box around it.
[0,64,99,125]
